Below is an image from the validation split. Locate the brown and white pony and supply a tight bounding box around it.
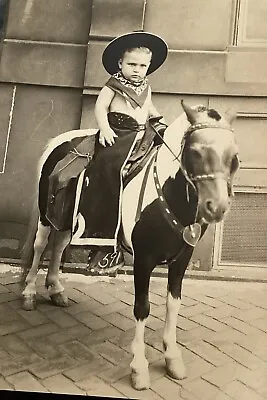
[21,101,239,390]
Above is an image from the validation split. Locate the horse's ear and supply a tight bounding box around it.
[181,100,198,124]
[224,107,237,125]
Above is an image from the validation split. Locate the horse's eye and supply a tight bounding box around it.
[182,148,201,172]
[189,148,202,160]
[230,154,239,174]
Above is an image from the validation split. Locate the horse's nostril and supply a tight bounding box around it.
[205,200,228,219]
[205,200,216,214]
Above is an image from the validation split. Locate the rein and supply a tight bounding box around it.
[179,123,234,186]
[133,120,235,262]
[135,123,236,255]
[151,121,235,198]
[134,149,202,252]
[153,121,234,181]
[152,152,202,249]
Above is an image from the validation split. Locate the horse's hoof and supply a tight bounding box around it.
[131,371,150,390]
[22,295,36,311]
[50,292,69,307]
[166,358,187,380]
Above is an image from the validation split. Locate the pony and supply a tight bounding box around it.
[20,101,239,390]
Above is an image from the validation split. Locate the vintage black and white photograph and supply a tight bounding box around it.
[0,1,267,399]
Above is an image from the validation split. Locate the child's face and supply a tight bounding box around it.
[118,49,151,83]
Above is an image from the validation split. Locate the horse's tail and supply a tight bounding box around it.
[19,128,98,285]
[20,138,45,286]
[20,199,40,286]
[19,131,58,284]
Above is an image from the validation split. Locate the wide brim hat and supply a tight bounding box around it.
[102,31,168,75]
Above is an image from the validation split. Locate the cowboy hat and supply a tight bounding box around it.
[102,31,168,75]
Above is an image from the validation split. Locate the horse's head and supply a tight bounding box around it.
[180,101,239,224]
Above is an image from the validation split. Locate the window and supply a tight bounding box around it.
[0,0,9,58]
[233,0,267,47]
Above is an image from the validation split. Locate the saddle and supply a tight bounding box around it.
[45,118,167,231]
[46,136,93,230]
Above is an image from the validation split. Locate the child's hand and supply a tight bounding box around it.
[99,128,118,147]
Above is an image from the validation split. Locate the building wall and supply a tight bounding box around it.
[0,0,93,259]
[0,0,266,270]
[80,0,267,271]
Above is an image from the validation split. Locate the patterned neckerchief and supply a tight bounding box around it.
[113,71,148,96]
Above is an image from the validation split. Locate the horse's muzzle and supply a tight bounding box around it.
[202,197,230,223]
[197,179,232,223]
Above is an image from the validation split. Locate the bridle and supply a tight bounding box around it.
[177,123,236,192]
[149,121,237,252]
[135,119,238,253]
[153,122,236,188]
[133,119,238,265]
[152,121,238,199]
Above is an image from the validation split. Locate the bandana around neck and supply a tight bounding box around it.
[113,71,148,96]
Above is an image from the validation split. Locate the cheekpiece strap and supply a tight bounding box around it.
[153,153,201,247]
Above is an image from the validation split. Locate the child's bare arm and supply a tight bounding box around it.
[94,86,118,146]
[149,100,167,123]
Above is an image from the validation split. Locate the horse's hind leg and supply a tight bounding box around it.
[22,221,51,310]
[45,229,71,307]
[163,250,192,380]
[130,253,155,390]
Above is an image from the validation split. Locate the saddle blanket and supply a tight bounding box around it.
[46,111,189,243]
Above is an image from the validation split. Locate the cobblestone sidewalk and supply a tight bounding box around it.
[0,265,267,399]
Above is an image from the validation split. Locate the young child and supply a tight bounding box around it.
[78,31,168,276]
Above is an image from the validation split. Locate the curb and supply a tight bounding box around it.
[1,262,266,284]
[62,263,267,284]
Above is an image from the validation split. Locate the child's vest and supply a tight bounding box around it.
[105,75,151,129]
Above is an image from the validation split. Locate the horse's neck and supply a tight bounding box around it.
[155,112,199,225]
[161,169,198,227]
[157,112,190,185]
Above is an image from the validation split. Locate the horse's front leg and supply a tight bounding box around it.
[45,230,71,307]
[22,221,51,310]
[130,254,155,390]
[163,249,192,380]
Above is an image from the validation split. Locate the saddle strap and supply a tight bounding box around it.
[134,152,157,223]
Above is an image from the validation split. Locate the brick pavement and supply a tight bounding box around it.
[0,264,267,399]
